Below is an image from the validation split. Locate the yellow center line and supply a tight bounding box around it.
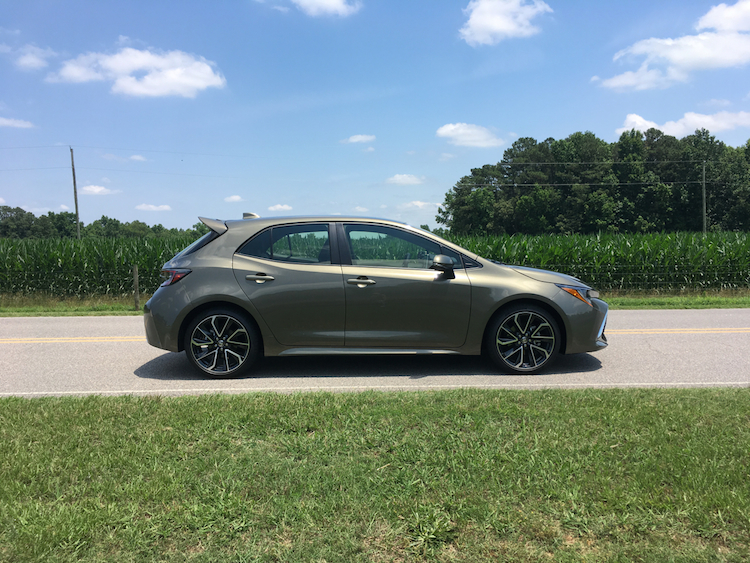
[608,328,750,334]
[0,336,147,344]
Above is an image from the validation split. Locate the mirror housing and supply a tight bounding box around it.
[430,254,455,279]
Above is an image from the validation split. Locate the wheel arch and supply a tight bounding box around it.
[177,300,264,356]
[482,297,568,356]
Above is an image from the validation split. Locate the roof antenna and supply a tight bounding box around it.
[243,212,260,219]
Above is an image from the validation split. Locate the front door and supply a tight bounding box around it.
[340,224,471,348]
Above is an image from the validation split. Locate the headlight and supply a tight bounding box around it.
[556,284,596,306]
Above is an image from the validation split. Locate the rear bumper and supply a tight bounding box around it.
[143,301,165,350]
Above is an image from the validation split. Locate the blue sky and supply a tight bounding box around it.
[2,0,750,229]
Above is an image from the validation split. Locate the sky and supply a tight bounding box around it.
[2,0,750,230]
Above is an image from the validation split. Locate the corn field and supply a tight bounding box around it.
[1,232,749,296]
[0,237,193,296]
[448,231,750,290]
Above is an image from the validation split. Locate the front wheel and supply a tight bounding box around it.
[184,308,261,378]
[487,304,560,374]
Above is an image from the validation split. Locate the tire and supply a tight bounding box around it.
[486,304,560,374]
[184,308,261,378]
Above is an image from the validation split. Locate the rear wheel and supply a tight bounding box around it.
[487,304,560,374]
[184,308,261,378]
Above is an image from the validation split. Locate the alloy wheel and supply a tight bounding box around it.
[189,314,251,375]
[495,310,556,372]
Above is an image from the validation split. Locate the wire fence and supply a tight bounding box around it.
[537,265,750,291]
[1,264,749,297]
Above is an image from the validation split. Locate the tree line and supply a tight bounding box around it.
[436,128,750,236]
[0,207,208,239]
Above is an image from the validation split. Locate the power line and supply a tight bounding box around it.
[0,144,242,157]
[0,166,237,179]
[79,167,238,179]
[457,180,711,188]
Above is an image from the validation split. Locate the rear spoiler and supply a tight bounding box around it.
[198,217,227,235]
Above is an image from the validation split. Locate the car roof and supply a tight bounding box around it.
[202,214,478,259]
[223,215,410,228]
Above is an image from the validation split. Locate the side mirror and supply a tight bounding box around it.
[430,254,455,279]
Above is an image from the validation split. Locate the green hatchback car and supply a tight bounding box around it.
[144,215,608,377]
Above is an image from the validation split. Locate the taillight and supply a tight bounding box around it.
[160,269,191,287]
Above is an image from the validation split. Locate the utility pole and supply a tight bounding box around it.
[70,147,80,239]
[702,161,707,234]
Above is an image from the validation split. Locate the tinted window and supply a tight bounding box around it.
[345,224,443,269]
[175,230,220,258]
[238,224,331,264]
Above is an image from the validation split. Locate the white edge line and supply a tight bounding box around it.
[1,381,748,397]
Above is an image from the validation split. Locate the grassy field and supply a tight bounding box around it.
[2,290,750,316]
[1,389,748,562]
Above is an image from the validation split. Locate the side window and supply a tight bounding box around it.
[344,224,441,269]
[238,224,331,264]
[439,246,464,270]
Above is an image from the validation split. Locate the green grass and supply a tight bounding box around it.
[1,389,749,562]
[2,291,750,317]
[0,294,147,316]
[602,289,750,310]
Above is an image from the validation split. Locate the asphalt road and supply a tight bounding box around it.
[1,309,748,397]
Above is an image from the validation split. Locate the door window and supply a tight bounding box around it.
[344,225,443,269]
[238,224,331,264]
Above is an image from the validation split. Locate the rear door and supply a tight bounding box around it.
[339,223,471,348]
[233,222,345,346]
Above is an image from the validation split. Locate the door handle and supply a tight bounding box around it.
[246,274,275,283]
[347,277,376,288]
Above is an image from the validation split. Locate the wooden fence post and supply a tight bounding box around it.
[133,265,140,311]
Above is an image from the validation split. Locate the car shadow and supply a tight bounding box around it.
[134,352,602,381]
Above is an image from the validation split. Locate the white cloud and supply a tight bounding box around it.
[47,47,226,98]
[60,204,69,210]
[387,174,424,185]
[398,201,439,210]
[0,117,33,128]
[15,45,57,70]
[436,122,504,147]
[0,197,5,204]
[698,0,750,32]
[81,185,118,195]
[363,146,375,152]
[617,111,750,137]
[460,0,552,46]
[354,206,368,212]
[225,195,244,202]
[268,204,292,211]
[439,153,456,161]
[0,28,21,36]
[290,0,361,17]
[102,153,147,162]
[600,0,750,91]
[136,203,171,211]
[702,98,732,107]
[341,134,375,143]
